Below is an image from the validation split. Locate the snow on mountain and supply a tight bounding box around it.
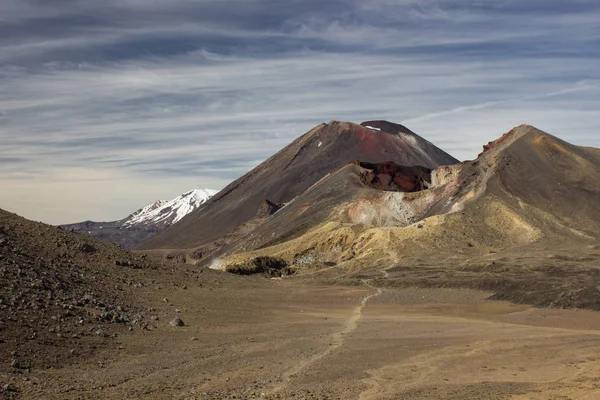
[123,189,218,227]
[60,188,219,249]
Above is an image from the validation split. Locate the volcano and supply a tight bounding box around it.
[217,124,600,309]
[139,120,458,252]
[137,121,600,313]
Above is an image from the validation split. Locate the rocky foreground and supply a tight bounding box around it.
[0,208,249,397]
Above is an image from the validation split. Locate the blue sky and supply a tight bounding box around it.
[1,0,599,224]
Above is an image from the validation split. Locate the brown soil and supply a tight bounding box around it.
[3,207,600,399]
[0,208,263,398]
[7,276,600,399]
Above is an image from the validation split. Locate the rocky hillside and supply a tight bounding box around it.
[0,207,241,377]
[0,208,159,374]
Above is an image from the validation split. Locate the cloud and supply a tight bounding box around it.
[0,0,599,224]
[404,80,598,124]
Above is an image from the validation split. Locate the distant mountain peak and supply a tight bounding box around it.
[123,188,218,227]
[60,188,218,248]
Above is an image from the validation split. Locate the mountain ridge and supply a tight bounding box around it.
[218,123,600,279]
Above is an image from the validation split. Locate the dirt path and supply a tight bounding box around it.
[268,282,384,395]
[13,283,600,399]
[268,266,392,396]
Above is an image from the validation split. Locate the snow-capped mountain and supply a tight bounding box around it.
[60,188,218,249]
[124,189,218,227]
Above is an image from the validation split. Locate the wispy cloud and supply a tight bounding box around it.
[0,0,599,223]
[404,80,599,124]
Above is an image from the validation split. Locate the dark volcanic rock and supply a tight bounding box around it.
[78,243,96,253]
[354,161,432,192]
[10,358,30,370]
[226,256,291,277]
[256,200,281,219]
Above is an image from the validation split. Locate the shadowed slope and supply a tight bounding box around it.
[0,209,177,370]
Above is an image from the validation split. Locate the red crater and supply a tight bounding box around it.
[352,160,432,192]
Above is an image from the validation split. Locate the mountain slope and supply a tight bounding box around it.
[0,207,167,371]
[420,124,600,233]
[0,206,248,386]
[139,120,458,252]
[62,188,217,248]
[205,160,435,265]
[219,125,600,307]
[216,125,600,310]
[225,124,600,261]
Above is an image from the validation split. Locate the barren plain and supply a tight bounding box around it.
[7,272,600,400]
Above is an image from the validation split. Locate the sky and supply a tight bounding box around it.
[1,0,599,224]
